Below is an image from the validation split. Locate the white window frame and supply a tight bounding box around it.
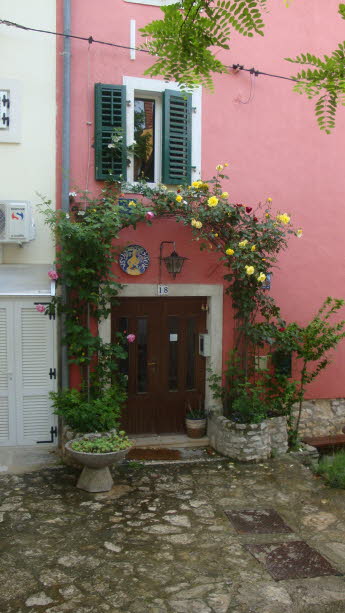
[0,79,22,144]
[123,76,201,187]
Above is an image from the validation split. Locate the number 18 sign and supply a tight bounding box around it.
[157,285,169,296]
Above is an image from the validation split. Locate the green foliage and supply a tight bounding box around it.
[185,407,206,419]
[286,4,345,133]
[289,297,345,445]
[209,349,298,424]
[124,171,297,327]
[71,432,132,453]
[315,452,345,488]
[208,349,244,411]
[140,0,268,90]
[51,385,126,433]
[41,184,152,393]
[139,0,345,131]
[41,183,155,434]
[230,380,268,424]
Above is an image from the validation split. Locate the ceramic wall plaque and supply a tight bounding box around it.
[119,244,150,276]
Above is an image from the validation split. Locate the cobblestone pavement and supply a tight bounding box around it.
[1,455,345,612]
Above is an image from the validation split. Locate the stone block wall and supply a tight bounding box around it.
[207,414,288,462]
[292,399,345,437]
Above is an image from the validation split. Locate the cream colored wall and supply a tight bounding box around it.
[0,0,56,264]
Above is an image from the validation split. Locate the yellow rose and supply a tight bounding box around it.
[224,163,229,167]
[226,248,234,256]
[191,219,202,229]
[238,240,248,248]
[245,265,255,275]
[176,195,183,203]
[265,213,270,218]
[296,228,303,238]
[128,200,136,207]
[267,197,272,203]
[221,192,229,198]
[251,245,256,252]
[276,213,290,225]
[207,196,219,207]
[214,233,218,237]
[257,272,266,283]
[192,180,203,188]
[216,164,224,171]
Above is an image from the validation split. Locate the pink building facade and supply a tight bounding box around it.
[57,0,345,434]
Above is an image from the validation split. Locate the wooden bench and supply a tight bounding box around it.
[303,434,345,454]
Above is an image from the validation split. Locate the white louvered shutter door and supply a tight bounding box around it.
[15,302,56,445]
[0,304,15,444]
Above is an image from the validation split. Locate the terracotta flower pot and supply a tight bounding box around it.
[185,418,207,439]
[65,439,133,493]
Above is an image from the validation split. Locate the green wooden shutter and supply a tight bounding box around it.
[162,90,192,185]
[94,83,127,181]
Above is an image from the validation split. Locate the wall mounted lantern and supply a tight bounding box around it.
[159,241,188,280]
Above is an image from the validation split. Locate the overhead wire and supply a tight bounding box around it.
[0,18,302,85]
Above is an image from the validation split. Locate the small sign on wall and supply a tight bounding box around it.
[157,285,169,296]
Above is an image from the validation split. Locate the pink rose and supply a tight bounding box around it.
[35,304,46,313]
[126,334,136,343]
[48,270,59,281]
[146,211,154,220]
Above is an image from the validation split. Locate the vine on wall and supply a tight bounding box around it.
[41,167,331,439]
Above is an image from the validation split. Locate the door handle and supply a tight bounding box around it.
[148,361,157,367]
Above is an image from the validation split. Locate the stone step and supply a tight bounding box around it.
[132,434,209,449]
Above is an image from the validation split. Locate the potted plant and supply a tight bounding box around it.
[65,431,134,492]
[185,403,207,439]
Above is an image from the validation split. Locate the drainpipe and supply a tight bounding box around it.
[61,0,71,391]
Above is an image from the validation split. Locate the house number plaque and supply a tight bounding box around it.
[157,284,169,296]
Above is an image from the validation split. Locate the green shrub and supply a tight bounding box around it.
[315,452,345,488]
[51,383,126,433]
[230,385,268,424]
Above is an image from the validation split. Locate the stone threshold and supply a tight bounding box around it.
[132,434,209,449]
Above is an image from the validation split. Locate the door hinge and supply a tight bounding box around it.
[49,367,56,380]
[37,426,58,444]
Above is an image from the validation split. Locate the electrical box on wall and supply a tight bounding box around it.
[199,333,211,357]
[0,201,36,244]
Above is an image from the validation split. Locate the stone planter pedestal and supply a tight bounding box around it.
[208,414,288,462]
[65,440,133,492]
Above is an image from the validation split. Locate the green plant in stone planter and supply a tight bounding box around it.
[71,432,132,453]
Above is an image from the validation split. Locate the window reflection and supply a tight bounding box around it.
[133,99,155,182]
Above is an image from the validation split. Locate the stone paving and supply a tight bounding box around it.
[1,455,345,612]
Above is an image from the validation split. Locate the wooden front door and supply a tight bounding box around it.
[111,297,207,434]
